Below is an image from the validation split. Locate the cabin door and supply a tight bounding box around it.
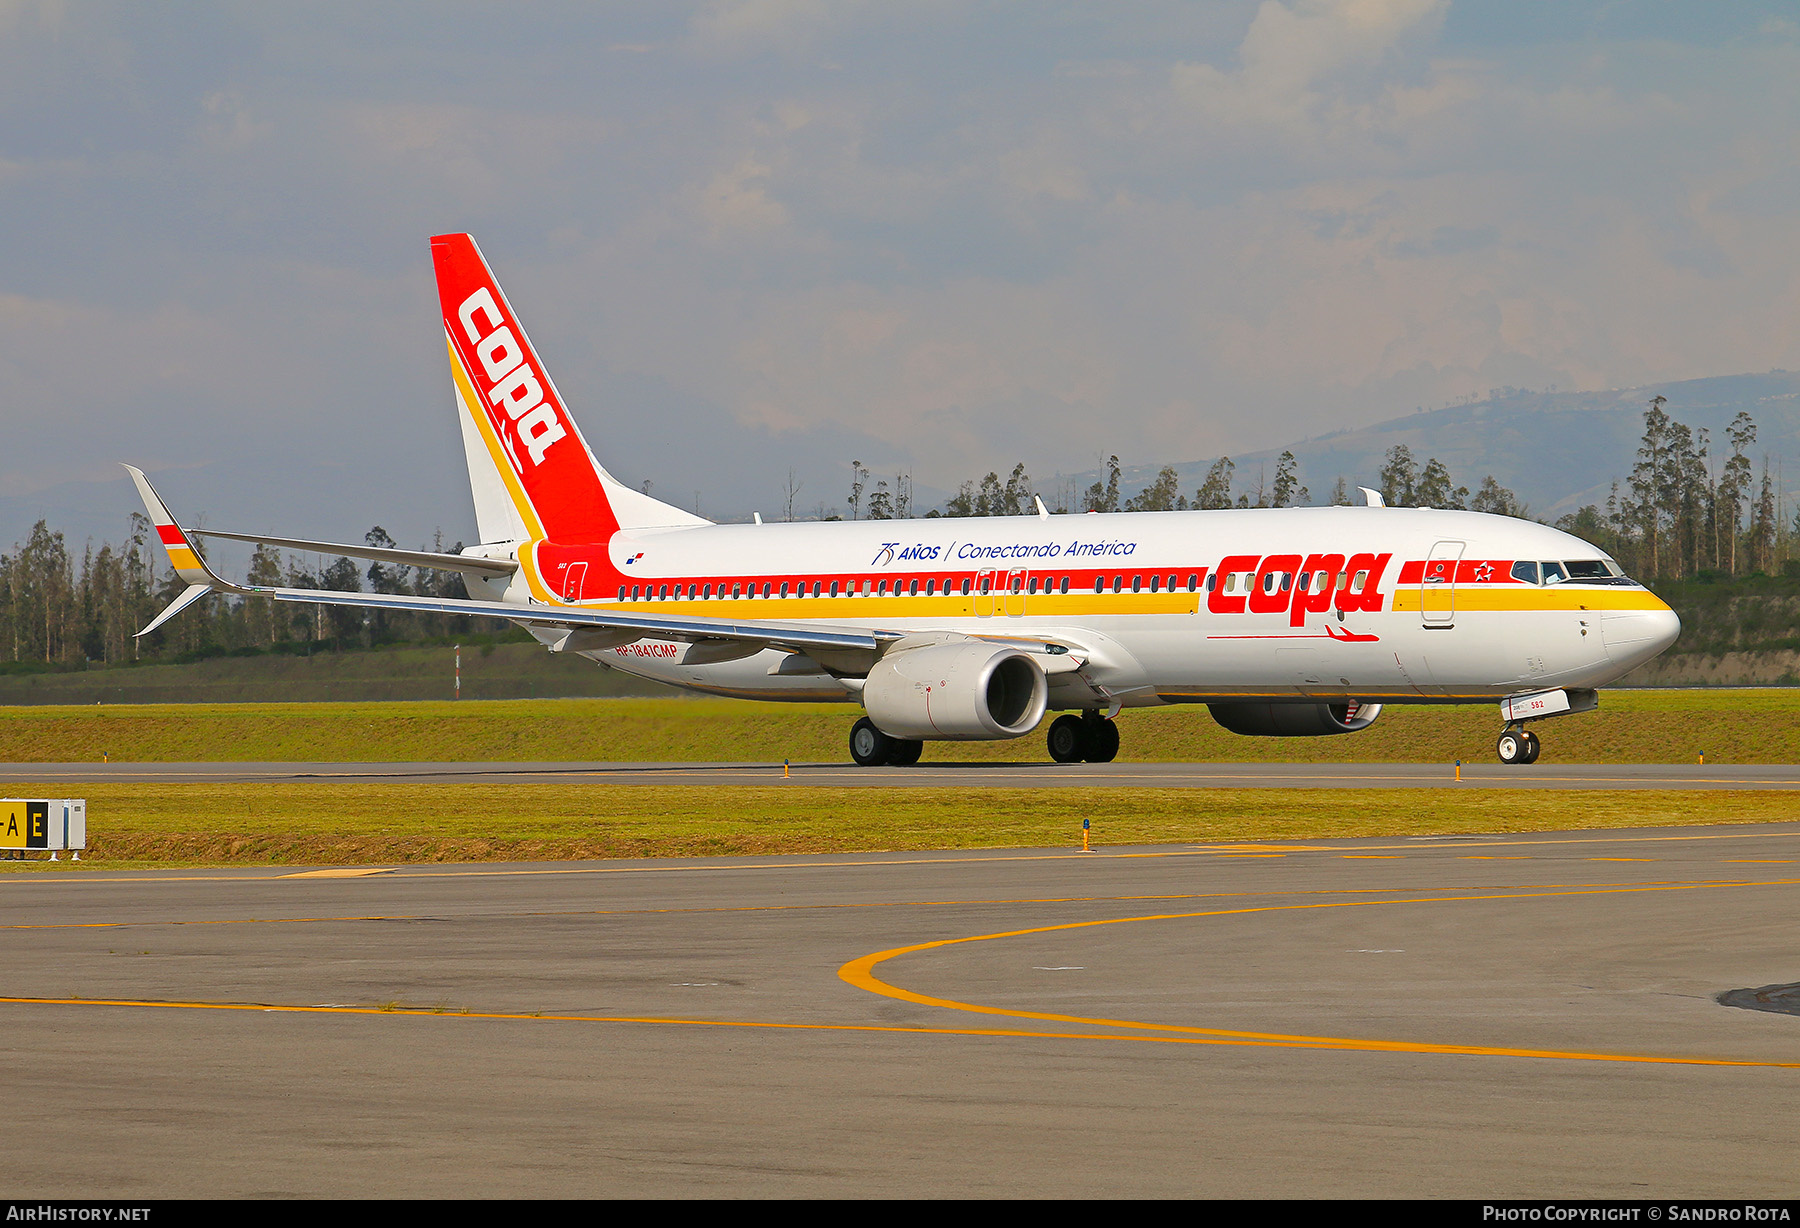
[1421,541,1463,627]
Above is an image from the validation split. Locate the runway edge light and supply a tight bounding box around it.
[1,798,86,860]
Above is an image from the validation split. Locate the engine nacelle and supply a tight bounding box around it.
[1207,701,1383,737]
[863,641,1049,740]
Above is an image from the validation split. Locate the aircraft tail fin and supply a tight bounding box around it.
[429,233,706,545]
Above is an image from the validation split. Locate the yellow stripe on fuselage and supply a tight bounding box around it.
[1390,588,1670,613]
[577,585,1667,622]
[588,591,1203,620]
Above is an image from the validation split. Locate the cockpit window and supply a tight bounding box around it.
[1541,561,1568,585]
[1510,561,1540,585]
[1565,560,1612,580]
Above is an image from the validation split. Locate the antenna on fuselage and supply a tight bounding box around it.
[1358,487,1385,507]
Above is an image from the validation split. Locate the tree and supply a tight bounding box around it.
[1126,466,1182,512]
[1269,451,1307,508]
[783,470,803,523]
[245,545,284,645]
[1001,463,1033,516]
[1195,457,1234,510]
[1626,396,1672,581]
[1083,456,1121,513]
[866,481,894,520]
[1378,445,1419,508]
[1414,457,1467,510]
[1721,412,1756,575]
[847,460,870,521]
[1469,476,1525,518]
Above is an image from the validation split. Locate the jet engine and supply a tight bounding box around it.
[863,641,1049,740]
[1207,701,1383,737]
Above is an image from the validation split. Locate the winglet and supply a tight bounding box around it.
[122,464,251,635]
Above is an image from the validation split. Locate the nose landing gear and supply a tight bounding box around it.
[1496,726,1541,765]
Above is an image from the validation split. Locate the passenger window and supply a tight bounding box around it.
[1187,574,1198,592]
[1093,577,1104,594]
[962,578,972,595]
[1224,574,1236,593]
[1113,575,1123,592]
[1280,573,1292,592]
[1149,575,1160,592]
[910,579,919,595]
[630,586,641,600]
[617,586,627,601]
[1132,575,1142,593]
[1353,571,1368,592]
[829,581,839,596]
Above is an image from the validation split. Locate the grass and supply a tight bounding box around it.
[0,781,1794,871]
[2,690,1798,765]
[4,691,1794,870]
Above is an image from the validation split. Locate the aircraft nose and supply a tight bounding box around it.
[1601,600,1681,670]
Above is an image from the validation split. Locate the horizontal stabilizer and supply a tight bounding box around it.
[191,529,517,578]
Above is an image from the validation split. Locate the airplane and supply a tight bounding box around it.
[126,233,1681,767]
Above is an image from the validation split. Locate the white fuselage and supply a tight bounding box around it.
[472,505,1680,711]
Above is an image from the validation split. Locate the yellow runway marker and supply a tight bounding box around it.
[838,877,1800,1068]
[2,993,1798,1069]
[277,867,396,879]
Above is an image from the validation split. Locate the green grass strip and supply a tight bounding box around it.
[0,782,1792,870]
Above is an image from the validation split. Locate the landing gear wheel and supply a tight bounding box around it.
[1519,729,1541,765]
[1083,713,1121,763]
[1497,728,1528,765]
[1047,714,1087,763]
[887,738,924,767]
[850,717,895,767]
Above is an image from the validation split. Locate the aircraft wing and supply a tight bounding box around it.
[251,583,891,656]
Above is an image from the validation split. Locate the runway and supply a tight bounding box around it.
[4,759,1797,789]
[7,822,1800,1197]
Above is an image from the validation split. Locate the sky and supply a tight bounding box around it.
[3,0,1798,553]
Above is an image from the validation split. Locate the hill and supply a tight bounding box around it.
[1087,371,1800,519]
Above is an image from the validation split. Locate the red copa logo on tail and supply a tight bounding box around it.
[431,233,618,544]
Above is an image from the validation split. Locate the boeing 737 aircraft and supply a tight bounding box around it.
[128,233,1680,765]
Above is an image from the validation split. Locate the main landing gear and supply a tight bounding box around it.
[1495,726,1541,766]
[849,716,924,767]
[1047,711,1120,764]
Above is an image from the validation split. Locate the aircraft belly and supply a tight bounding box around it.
[585,641,853,701]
